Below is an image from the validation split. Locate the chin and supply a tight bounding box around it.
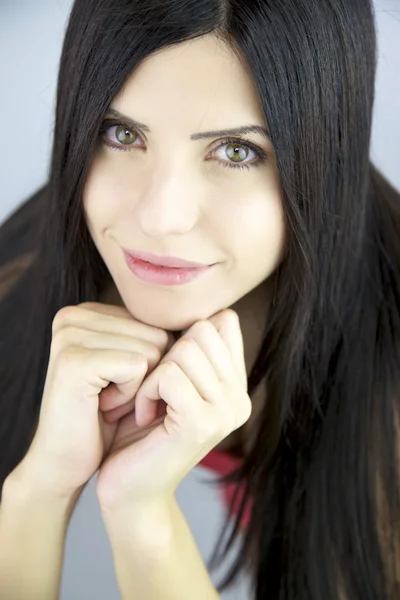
[122,301,217,334]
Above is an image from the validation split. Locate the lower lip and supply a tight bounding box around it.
[124,252,214,285]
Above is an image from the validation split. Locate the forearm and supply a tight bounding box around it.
[102,497,221,600]
[0,466,80,600]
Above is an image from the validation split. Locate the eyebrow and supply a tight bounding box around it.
[105,108,272,144]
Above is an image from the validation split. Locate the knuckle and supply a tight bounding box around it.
[148,343,163,364]
[50,330,65,357]
[158,360,180,381]
[129,352,148,370]
[176,337,197,352]
[55,344,86,372]
[155,328,170,349]
[52,305,76,333]
[160,360,177,373]
[142,344,162,372]
[77,301,97,309]
[190,319,213,337]
[224,308,239,324]
[51,326,80,357]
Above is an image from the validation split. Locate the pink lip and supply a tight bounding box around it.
[123,251,214,286]
[122,247,211,268]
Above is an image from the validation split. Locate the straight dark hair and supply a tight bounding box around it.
[1,0,400,598]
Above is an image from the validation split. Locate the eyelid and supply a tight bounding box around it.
[213,136,268,160]
[100,118,144,139]
[99,118,269,173]
[99,117,268,156]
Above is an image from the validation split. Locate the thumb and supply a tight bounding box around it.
[207,309,248,391]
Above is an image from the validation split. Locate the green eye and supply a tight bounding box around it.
[225,143,249,163]
[115,125,139,146]
[99,118,269,171]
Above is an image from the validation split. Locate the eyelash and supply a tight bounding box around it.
[98,118,269,171]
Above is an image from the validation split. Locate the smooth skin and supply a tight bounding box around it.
[1,299,248,600]
[83,33,286,350]
[1,33,285,600]
[15,301,175,499]
[12,299,249,513]
[96,304,250,511]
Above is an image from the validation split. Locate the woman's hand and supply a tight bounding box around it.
[14,302,174,499]
[96,309,251,513]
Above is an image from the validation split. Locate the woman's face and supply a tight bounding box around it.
[83,34,286,332]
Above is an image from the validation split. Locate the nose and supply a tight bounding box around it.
[135,162,201,237]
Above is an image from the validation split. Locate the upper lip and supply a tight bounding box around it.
[123,248,212,268]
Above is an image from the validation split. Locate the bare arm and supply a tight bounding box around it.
[101,496,221,600]
[0,463,82,600]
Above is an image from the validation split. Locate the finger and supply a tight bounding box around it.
[53,330,154,405]
[182,319,241,386]
[159,337,221,404]
[101,394,167,425]
[207,309,247,390]
[134,361,204,428]
[78,301,135,318]
[67,302,170,349]
[52,328,161,375]
[98,368,144,411]
[84,302,175,352]
[53,346,147,409]
[98,356,148,418]
[101,397,136,423]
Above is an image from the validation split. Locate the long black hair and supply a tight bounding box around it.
[1,1,400,598]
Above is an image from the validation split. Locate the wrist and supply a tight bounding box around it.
[0,462,77,600]
[5,455,84,517]
[100,495,177,548]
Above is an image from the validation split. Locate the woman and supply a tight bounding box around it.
[0,0,400,598]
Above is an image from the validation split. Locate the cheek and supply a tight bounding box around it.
[218,191,286,262]
[83,164,126,234]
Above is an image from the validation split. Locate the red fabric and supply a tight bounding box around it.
[199,448,252,529]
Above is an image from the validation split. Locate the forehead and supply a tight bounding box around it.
[112,34,267,134]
